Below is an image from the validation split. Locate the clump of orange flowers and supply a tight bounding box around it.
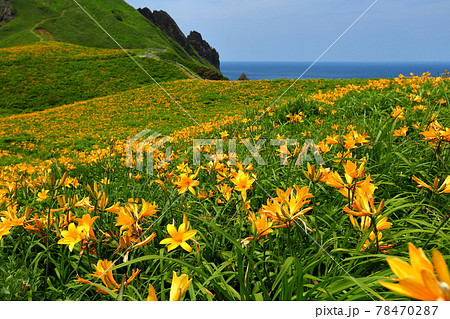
[420,120,450,145]
[260,185,313,229]
[76,259,140,294]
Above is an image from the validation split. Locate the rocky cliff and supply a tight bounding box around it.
[0,0,14,27]
[187,31,220,70]
[138,7,220,71]
[138,8,188,49]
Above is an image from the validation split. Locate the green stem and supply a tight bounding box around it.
[424,212,449,249]
[86,241,92,271]
[311,182,319,242]
[371,215,379,254]
[44,182,56,300]
[262,243,269,281]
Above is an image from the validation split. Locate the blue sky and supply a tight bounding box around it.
[125,0,450,62]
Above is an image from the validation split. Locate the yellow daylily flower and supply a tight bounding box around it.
[170,271,192,301]
[57,222,87,251]
[230,170,255,201]
[261,185,313,228]
[145,271,192,301]
[160,218,197,252]
[379,243,450,301]
[74,214,99,239]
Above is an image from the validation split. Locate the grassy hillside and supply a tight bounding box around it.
[0,74,448,300]
[1,0,178,50]
[0,42,193,116]
[0,0,224,80]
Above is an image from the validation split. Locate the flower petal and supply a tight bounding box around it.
[432,249,450,286]
[421,269,443,300]
[160,238,174,245]
[386,257,414,279]
[182,230,198,241]
[167,224,178,238]
[147,284,158,301]
[180,241,193,252]
[408,243,433,273]
[167,242,180,252]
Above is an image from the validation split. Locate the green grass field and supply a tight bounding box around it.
[0,49,449,301]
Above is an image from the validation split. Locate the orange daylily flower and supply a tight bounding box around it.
[391,106,406,120]
[242,211,274,246]
[303,163,329,184]
[261,185,313,228]
[379,243,450,301]
[114,200,158,232]
[360,231,393,253]
[394,126,409,137]
[317,140,332,153]
[325,161,366,198]
[174,172,200,195]
[0,222,12,240]
[217,183,233,203]
[1,204,26,226]
[37,189,50,201]
[75,214,99,238]
[412,175,450,194]
[147,284,158,301]
[349,215,392,232]
[76,259,140,294]
[343,193,385,217]
[420,121,450,143]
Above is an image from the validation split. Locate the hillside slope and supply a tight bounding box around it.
[1,0,171,48]
[0,42,194,116]
[0,0,223,77]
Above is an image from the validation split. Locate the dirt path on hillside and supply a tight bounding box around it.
[31,9,67,41]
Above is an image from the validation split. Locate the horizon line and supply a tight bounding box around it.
[221,60,450,64]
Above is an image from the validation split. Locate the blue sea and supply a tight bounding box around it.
[220,61,450,81]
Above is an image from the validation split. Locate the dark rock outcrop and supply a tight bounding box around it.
[238,72,250,81]
[187,31,220,70]
[152,10,188,49]
[0,0,15,27]
[138,7,220,71]
[138,8,188,50]
[137,7,155,24]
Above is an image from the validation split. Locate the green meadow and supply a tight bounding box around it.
[0,40,448,300]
